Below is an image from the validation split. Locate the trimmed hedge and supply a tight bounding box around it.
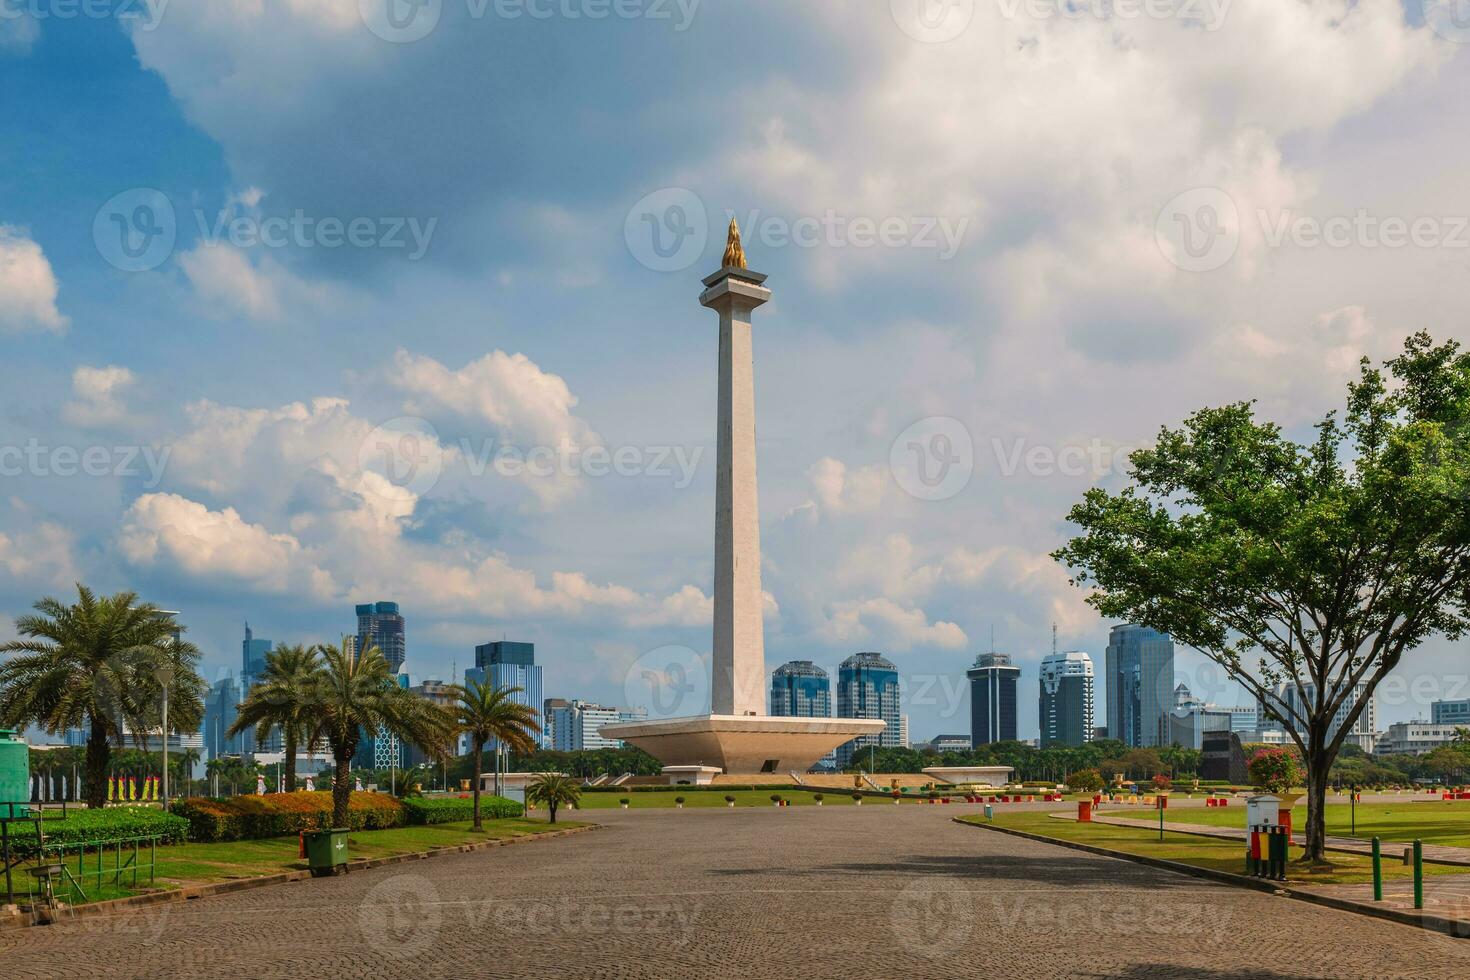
[173,791,405,843]
[6,806,189,856]
[402,794,522,825]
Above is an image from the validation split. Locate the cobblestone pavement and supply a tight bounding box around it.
[2,806,1467,979]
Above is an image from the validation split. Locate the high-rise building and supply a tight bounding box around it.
[1260,681,1377,753]
[242,623,272,690]
[570,701,623,751]
[770,661,831,718]
[1431,699,1470,727]
[356,601,406,673]
[1038,650,1094,747]
[204,676,242,760]
[1105,625,1175,748]
[468,640,544,749]
[835,652,901,767]
[968,652,1020,746]
[544,698,575,752]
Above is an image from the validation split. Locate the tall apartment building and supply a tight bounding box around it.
[835,652,901,767]
[969,652,1020,746]
[1038,650,1094,748]
[356,601,406,674]
[467,640,544,749]
[1105,625,1175,747]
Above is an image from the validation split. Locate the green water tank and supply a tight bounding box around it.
[0,729,29,820]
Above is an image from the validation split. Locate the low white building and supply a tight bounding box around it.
[1377,722,1461,756]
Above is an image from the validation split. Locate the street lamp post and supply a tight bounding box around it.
[161,681,169,812]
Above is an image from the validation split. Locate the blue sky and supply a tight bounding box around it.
[3,0,1469,741]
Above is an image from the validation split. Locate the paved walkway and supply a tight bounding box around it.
[1084,812,1470,867]
[3,807,1469,978]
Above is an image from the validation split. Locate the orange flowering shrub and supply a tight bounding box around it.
[173,791,407,842]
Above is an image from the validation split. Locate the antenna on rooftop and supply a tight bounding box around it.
[1052,622,1058,656]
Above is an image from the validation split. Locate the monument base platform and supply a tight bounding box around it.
[599,714,886,775]
[921,766,1014,788]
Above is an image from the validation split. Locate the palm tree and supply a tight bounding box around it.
[451,680,540,830]
[0,586,205,809]
[525,773,579,824]
[306,639,455,828]
[228,644,320,793]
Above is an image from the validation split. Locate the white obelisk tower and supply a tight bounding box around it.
[598,218,884,776]
[701,219,770,717]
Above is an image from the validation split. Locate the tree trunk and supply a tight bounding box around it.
[549,801,557,824]
[472,740,484,831]
[1304,755,1330,864]
[84,718,110,809]
[332,749,353,829]
[283,729,297,794]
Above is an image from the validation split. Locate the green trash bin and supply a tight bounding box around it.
[304,828,350,877]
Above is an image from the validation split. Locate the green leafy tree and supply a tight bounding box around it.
[306,639,455,827]
[229,643,321,793]
[525,773,580,824]
[1066,768,1105,793]
[450,679,540,830]
[0,587,204,809]
[1055,333,1470,863]
[1248,748,1302,795]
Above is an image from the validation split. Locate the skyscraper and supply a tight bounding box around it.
[1105,624,1175,748]
[771,660,834,768]
[1260,680,1377,753]
[544,698,575,752]
[242,622,272,690]
[968,652,1020,746]
[467,640,544,749]
[1039,650,1094,747]
[356,601,406,674]
[835,652,901,767]
[204,676,242,760]
[769,661,831,718]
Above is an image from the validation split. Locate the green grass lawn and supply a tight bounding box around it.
[576,789,875,808]
[24,818,581,907]
[963,811,1466,887]
[1159,800,1470,848]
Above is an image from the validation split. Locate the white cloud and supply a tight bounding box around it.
[0,226,67,333]
[61,366,138,428]
[119,492,334,597]
[0,522,79,591]
[391,348,599,451]
[818,597,967,653]
[178,243,325,321]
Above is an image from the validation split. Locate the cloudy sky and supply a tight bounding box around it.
[2,0,1468,741]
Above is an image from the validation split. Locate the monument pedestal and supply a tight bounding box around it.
[601,714,886,776]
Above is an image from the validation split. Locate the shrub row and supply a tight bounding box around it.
[582,784,804,794]
[402,794,522,824]
[172,791,405,842]
[7,806,190,856]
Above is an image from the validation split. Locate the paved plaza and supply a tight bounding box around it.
[2,806,1467,979]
